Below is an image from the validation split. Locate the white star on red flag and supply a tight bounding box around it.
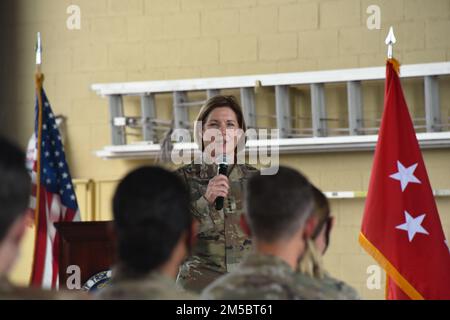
[396,211,429,242]
[389,161,421,192]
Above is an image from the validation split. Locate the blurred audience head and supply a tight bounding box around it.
[0,136,31,276]
[112,166,193,278]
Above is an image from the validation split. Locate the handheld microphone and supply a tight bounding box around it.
[215,155,228,210]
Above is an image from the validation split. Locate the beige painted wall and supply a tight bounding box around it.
[1,0,449,299]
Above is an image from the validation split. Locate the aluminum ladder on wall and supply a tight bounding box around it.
[91,61,450,159]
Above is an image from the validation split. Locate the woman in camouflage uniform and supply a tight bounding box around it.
[175,95,259,293]
[296,185,361,299]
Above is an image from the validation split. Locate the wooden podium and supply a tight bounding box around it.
[55,221,116,290]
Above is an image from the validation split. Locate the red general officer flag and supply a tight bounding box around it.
[359,59,450,300]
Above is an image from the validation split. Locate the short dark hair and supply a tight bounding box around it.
[245,166,313,242]
[112,166,191,275]
[0,137,31,241]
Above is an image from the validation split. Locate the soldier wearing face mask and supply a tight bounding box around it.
[296,185,361,300]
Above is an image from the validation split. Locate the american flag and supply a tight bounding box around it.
[30,86,81,289]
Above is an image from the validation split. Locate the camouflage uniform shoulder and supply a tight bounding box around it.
[292,272,331,300]
[293,272,360,300]
[96,272,198,300]
[321,273,361,300]
[201,253,298,300]
[237,164,260,179]
[175,163,201,178]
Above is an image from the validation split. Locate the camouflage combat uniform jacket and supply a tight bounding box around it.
[95,269,197,300]
[318,273,360,300]
[295,241,361,300]
[175,162,259,293]
[293,271,361,300]
[201,253,325,300]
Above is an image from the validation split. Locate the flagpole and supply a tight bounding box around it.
[384,26,400,300]
[383,26,397,300]
[31,31,44,286]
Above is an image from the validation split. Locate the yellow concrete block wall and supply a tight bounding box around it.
[1,0,449,299]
